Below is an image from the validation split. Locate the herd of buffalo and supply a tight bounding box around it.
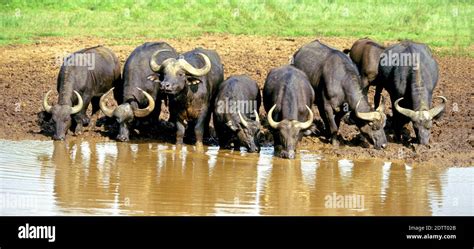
[41,38,447,159]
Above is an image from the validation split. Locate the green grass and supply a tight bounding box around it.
[0,0,472,55]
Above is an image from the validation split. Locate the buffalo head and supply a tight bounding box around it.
[43,90,83,140]
[267,105,314,159]
[99,87,155,141]
[149,49,211,94]
[394,96,446,144]
[228,110,261,152]
[354,96,388,149]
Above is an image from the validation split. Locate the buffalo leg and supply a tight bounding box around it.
[148,99,161,126]
[74,96,91,135]
[175,120,186,145]
[218,132,232,149]
[215,123,232,149]
[194,105,210,149]
[315,94,330,137]
[323,101,340,146]
[391,102,411,143]
[374,84,383,110]
[361,76,370,96]
[91,96,101,115]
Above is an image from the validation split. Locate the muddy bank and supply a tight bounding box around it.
[0,35,472,166]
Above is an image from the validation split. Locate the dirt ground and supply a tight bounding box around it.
[0,35,472,166]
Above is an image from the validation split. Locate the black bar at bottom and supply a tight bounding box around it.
[0,216,472,249]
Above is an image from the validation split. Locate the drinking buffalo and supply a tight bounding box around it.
[343,38,385,94]
[149,47,224,148]
[292,40,387,149]
[374,41,446,144]
[263,65,314,159]
[99,42,178,141]
[213,75,261,152]
[43,46,120,140]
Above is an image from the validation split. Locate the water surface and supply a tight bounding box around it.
[0,140,472,216]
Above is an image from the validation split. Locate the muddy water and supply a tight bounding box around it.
[0,140,472,216]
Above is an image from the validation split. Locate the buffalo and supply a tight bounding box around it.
[43,46,120,140]
[99,42,178,141]
[343,38,385,95]
[263,65,315,159]
[292,40,388,149]
[374,41,446,144]
[213,75,262,152]
[149,47,224,148]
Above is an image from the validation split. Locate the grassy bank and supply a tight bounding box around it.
[0,0,472,55]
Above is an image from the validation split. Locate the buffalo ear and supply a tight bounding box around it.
[147,74,161,83]
[343,111,357,125]
[226,121,238,131]
[186,76,202,86]
[39,111,52,121]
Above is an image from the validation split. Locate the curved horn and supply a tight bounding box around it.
[70,91,84,114]
[133,87,155,118]
[178,53,211,76]
[355,98,381,121]
[267,104,280,129]
[254,109,260,124]
[238,111,249,128]
[43,90,53,113]
[99,87,116,117]
[149,49,174,72]
[295,105,314,129]
[394,97,417,120]
[428,96,447,119]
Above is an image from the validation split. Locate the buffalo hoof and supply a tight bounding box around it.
[279,150,296,159]
[247,147,259,153]
[52,135,65,141]
[74,125,83,136]
[220,143,233,150]
[331,138,340,147]
[176,138,184,145]
[116,134,129,142]
[379,143,388,149]
[195,141,204,152]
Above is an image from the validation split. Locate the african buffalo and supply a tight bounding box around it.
[149,47,224,148]
[374,41,446,144]
[43,45,120,140]
[292,40,388,149]
[99,42,178,141]
[263,65,315,159]
[343,38,385,94]
[213,75,261,152]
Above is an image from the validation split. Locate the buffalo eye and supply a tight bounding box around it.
[369,122,374,126]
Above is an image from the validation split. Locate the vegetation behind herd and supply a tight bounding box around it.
[0,0,472,56]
